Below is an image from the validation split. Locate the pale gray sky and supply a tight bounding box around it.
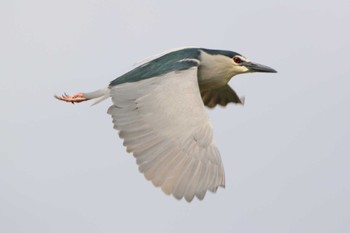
[1,0,349,232]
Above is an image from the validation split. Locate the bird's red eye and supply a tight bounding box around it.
[233,57,242,64]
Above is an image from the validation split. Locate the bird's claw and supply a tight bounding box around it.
[54,92,88,103]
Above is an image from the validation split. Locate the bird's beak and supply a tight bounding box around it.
[242,62,277,73]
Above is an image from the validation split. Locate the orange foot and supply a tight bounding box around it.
[54,92,88,104]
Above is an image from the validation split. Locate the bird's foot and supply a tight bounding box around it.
[54,92,88,104]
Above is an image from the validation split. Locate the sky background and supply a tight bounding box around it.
[1,0,349,232]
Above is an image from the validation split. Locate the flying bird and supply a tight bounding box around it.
[55,47,277,202]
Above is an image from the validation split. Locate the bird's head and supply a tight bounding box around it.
[198,49,277,88]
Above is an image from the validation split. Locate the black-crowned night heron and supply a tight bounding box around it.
[55,47,277,202]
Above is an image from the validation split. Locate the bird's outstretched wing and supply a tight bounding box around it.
[107,67,225,202]
[201,85,244,108]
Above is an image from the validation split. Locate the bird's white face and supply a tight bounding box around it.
[198,52,249,89]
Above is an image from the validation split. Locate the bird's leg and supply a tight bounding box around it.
[54,92,88,104]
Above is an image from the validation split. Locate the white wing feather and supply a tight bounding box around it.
[107,67,225,201]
